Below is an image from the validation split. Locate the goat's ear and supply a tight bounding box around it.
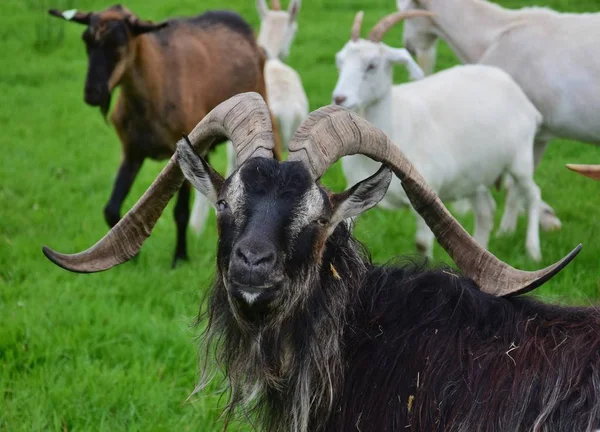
[48,9,91,25]
[257,0,269,19]
[127,17,168,36]
[288,0,301,22]
[384,47,424,80]
[329,165,392,234]
[176,137,224,205]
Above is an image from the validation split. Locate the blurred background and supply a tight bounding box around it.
[1,0,599,430]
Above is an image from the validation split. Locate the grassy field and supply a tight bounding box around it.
[1,0,599,430]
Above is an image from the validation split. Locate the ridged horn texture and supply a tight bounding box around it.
[368,10,436,42]
[351,11,364,42]
[42,92,275,273]
[287,105,581,297]
[270,0,281,10]
[567,164,600,181]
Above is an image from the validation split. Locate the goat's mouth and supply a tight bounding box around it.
[84,89,112,118]
[227,280,282,306]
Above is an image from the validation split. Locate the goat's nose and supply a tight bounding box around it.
[334,95,347,105]
[234,244,276,269]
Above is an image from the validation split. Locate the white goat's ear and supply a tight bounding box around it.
[176,137,224,205]
[257,0,269,19]
[288,0,300,22]
[328,165,392,235]
[384,47,424,80]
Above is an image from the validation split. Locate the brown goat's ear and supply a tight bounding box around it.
[328,165,392,235]
[127,16,168,36]
[48,8,91,25]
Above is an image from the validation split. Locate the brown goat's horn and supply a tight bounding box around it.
[351,11,364,42]
[43,93,275,273]
[287,105,581,297]
[271,0,282,10]
[368,11,435,42]
[567,164,600,181]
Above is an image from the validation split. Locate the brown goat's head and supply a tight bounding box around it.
[49,4,167,116]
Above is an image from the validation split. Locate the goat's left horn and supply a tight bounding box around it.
[351,11,364,42]
[287,105,581,297]
[567,164,600,181]
[368,11,435,42]
[43,93,274,273]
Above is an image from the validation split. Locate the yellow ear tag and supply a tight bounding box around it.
[62,10,78,20]
[330,263,341,280]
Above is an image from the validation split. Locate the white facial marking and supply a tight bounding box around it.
[62,9,78,20]
[225,171,246,216]
[241,291,262,305]
[289,185,324,238]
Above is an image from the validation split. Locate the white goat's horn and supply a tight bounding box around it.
[351,11,364,42]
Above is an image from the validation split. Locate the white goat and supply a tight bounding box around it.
[257,0,309,148]
[333,11,545,260]
[191,0,308,235]
[398,0,600,231]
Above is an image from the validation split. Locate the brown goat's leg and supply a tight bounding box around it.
[172,180,191,268]
[104,157,144,227]
[271,111,284,161]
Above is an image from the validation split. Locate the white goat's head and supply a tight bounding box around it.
[332,11,429,111]
[256,0,300,59]
[397,0,439,75]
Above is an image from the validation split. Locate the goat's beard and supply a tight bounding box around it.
[194,223,369,431]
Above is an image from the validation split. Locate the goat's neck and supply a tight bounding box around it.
[428,0,514,64]
[362,91,394,138]
[119,35,162,110]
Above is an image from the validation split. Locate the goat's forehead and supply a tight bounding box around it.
[338,40,383,60]
[223,159,317,207]
[265,11,290,23]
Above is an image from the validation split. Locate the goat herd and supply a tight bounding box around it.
[42,0,600,431]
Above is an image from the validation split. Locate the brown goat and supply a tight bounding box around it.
[49,5,281,267]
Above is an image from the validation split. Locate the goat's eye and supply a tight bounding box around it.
[366,63,377,72]
[316,217,329,227]
[216,200,229,212]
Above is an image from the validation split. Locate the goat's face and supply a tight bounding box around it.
[49,5,166,116]
[257,0,300,59]
[177,143,391,321]
[397,0,438,75]
[332,40,398,111]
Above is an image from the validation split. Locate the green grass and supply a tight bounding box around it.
[1,0,599,430]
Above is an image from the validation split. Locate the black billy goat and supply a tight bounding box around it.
[44,94,597,431]
[49,5,279,267]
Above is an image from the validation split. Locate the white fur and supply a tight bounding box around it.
[333,38,544,260]
[399,0,600,230]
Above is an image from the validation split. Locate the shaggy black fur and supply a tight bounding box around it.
[195,159,600,432]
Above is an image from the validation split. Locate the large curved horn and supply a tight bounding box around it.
[43,93,275,273]
[567,164,600,181]
[368,11,435,42]
[271,0,281,10]
[288,106,581,297]
[351,11,364,42]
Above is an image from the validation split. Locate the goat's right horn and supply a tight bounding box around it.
[567,164,600,181]
[287,105,581,297]
[351,11,364,42]
[368,11,436,43]
[42,93,275,273]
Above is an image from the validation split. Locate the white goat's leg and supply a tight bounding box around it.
[469,187,496,249]
[414,213,435,258]
[190,188,211,236]
[225,140,237,177]
[510,155,542,261]
[498,177,520,236]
